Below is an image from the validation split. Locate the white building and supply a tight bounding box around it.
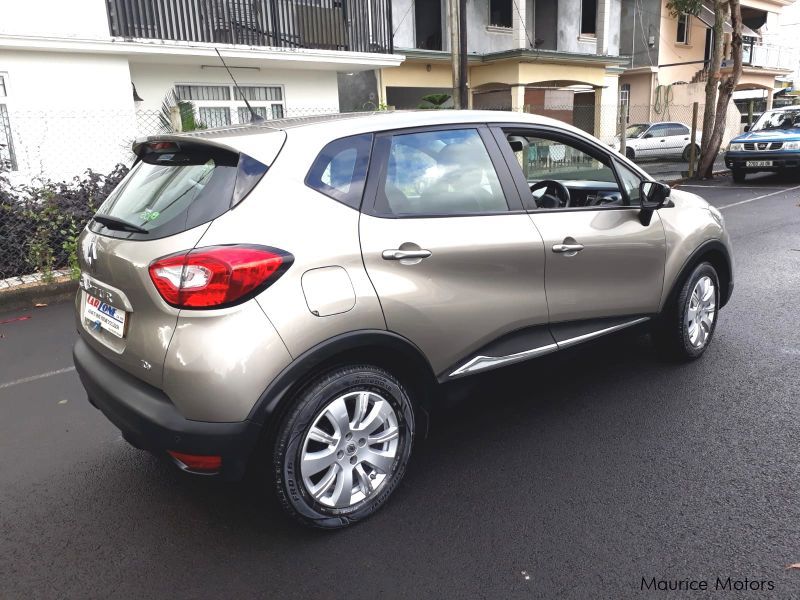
[0,0,401,179]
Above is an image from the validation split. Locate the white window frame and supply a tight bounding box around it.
[175,83,286,126]
[676,14,690,45]
[0,72,17,171]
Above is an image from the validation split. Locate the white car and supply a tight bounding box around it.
[610,122,701,161]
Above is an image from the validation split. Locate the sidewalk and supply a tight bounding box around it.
[635,155,727,183]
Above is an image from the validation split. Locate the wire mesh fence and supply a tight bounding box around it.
[0,102,746,284]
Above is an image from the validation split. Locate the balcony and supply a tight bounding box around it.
[742,41,797,71]
[106,0,393,54]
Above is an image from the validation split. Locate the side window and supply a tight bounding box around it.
[615,160,643,204]
[669,124,689,136]
[306,133,372,209]
[377,128,508,216]
[647,124,670,138]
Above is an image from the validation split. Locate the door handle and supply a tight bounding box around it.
[552,243,584,254]
[382,249,432,261]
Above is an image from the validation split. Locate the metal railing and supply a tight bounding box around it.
[106,0,393,53]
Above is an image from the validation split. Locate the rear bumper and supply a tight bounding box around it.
[724,151,800,171]
[73,336,261,480]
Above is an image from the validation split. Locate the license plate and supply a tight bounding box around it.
[746,160,772,167]
[84,294,127,338]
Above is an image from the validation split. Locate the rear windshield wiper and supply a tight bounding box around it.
[93,214,149,234]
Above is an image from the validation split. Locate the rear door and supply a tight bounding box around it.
[359,125,551,378]
[76,137,274,386]
[667,123,691,156]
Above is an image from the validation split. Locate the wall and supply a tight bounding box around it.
[558,0,600,54]
[619,0,662,68]
[0,0,110,40]
[655,3,707,85]
[466,0,517,53]
[393,0,416,48]
[338,71,380,112]
[0,50,136,179]
[128,62,339,114]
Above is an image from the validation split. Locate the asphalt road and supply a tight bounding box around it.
[2,172,800,599]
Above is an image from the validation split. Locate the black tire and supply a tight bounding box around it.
[652,262,720,361]
[273,364,414,529]
[732,169,746,183]
[682,144,699,162]
[625,147,635,160]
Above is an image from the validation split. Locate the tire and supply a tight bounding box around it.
[273,364,414,529]
[652,262,720,361]
[682,144,699,162]
[625,147,635,160]
[732,169,746,183]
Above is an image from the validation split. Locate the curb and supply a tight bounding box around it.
[0,279,79,312]
[665,169,730,187]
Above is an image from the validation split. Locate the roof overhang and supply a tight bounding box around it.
[0,34,405,71]
[696,3,761,37]
[397,47,629,69]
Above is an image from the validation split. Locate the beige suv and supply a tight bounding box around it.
[72,111,733,528]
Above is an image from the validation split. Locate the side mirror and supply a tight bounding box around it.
[743,125,751,132]
[639,181,670,225]
[643,133,653,139]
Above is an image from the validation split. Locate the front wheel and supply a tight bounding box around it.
[652,262,720,361]
[273,365,414,529]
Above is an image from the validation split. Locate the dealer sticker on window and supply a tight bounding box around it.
[84,294,127,338]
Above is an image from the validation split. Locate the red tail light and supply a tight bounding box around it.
[149,245,292,309]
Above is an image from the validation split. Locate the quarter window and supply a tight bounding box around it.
[306,134,373,209]
[377,129,508,216]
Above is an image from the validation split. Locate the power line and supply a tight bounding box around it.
[510,0,535,49]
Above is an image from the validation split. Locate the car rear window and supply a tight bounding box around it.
[91,142,267,240]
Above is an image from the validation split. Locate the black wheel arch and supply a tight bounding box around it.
[248,329,437,437]
[663,240,733,311]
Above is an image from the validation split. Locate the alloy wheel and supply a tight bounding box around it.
[686,275,716,348]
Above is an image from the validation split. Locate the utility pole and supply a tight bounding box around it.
[458,0,468,108]
[448,0,462,109]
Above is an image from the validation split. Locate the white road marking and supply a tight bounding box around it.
[0,366,76,390]
[718,183,800,211]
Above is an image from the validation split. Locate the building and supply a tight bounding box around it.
[618,0,798,126]
[0,0,400,178]
[375,0,630,140]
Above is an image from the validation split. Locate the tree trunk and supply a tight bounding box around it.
[698,0,743,178]
[695,1,725,179]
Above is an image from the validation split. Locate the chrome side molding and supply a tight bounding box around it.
[448,317,650,379]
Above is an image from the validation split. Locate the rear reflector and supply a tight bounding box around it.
[168,451,222,473]
[149,245,292,309]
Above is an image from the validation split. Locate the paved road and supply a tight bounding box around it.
[636,155,727,182]
[2,172,800,598]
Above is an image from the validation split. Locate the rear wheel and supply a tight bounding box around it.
[682,144,699,162]
[652,262,720,361]
[732,168,746,183]
[273,365,414,529]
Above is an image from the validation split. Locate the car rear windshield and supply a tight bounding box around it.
[90,143,266,240]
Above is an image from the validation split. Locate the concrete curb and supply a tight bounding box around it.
[665,169,730,187]
[0,279,79,312]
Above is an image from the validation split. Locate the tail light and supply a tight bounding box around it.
[149,245,292,309]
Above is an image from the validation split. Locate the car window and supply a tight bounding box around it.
[377,129,508,216]
[668,124,689,136]
[306,133,372,209]
[647,124,670,137]
[615,160,643,204]
[751,108,800,131]
[502,131,627,210]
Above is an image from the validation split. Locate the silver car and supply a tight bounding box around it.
[73,111,733,528]
[612,121,702,161]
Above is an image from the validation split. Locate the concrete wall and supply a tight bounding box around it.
[558,0,600,54]
[655,2,707,85]
[620,0,662,68]
[466,0,517,53]
[0,0,110,40]
[393,0,416,48]
[0,50,136,179]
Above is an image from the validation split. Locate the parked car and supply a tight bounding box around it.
[73,110,733,528]
[609,121,701,161]
[725,106,800,182]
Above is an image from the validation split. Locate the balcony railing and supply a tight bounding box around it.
[742,41,797,71]
[106,0,393,54]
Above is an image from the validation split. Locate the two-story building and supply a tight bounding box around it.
[0,0,401,177]
[618,0,797,125]
[376,0,630,139]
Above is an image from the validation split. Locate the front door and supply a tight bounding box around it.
[493,126,667,337]
[359,126,550,376]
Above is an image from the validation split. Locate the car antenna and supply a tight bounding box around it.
[215,48,265,124]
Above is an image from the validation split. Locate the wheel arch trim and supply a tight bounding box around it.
[662,239,733,310]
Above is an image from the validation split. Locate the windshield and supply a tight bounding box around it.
[751,109,800,132]
[625,124,649,138]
